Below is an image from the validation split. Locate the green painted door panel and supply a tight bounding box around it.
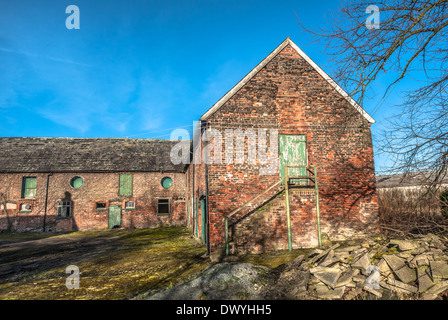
[279,135,308,185]
[108,205,122,228]
[119,174,133,196]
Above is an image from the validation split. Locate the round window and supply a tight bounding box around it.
[161,177,173,189]
[70,176,84,189]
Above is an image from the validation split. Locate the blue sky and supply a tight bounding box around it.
[0,0,407,173]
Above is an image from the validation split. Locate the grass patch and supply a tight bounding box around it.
[0,227,210,300]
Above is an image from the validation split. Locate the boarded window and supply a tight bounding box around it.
[57,201,71,218]
[119,174,133,196]
[21,177,36,199]
[157,199,169,215]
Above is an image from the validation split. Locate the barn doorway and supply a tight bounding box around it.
[108,205,122,228]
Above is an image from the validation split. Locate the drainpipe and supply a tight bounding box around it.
[42,172,53,232]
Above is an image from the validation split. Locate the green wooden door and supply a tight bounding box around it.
[279,135,308,185]
[108,205,122,228]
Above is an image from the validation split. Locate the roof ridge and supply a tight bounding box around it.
[199,37,375,124]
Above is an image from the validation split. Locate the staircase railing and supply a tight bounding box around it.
[223,165,322,255]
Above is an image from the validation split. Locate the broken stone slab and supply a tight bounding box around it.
[382,255,406,270]
[429,261,448,281]
[419,280,448,300]
[350,252,371,275]
[319,250,342,267]
[389,239,419,252]
[309,283,346,300]
[380,281,414,295]
[318,249,334,265]
[320,257,341,268]
[410,247,427,255]
[377,258,393,278]
[396,252,413,260]
[409,254,431,268]
[308,244,340,265]
[363,285,382,298]
[352,274,367,283]
[336,270,354,288]
[310,267,342,289]
[335,245,361,253]
[383,254,417,284]
[395,266,417,284]
[417,267,434,293]
[386,278,418,293]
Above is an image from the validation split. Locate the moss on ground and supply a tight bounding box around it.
[0,227,210,300]
[238,249,311,268]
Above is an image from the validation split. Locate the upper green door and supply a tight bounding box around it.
[279,135,308,185]
[108,205,122,228]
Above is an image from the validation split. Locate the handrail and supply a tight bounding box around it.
[224,165,322,255]
[224,177,285,256]
[224,177,286,221]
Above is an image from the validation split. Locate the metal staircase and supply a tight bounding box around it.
[223,165,322,255]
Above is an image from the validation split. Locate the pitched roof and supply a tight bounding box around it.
[200,37,375,123]
[0,137,188,173]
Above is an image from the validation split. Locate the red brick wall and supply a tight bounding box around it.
[185,137,207,242]
[0,172,186,232]
[202,44,378,252]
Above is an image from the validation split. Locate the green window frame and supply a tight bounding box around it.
[21,177,36,199]
[119,174,133,196]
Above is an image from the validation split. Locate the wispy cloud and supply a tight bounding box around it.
[0,46,92,67]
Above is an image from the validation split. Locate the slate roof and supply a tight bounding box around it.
[0,137,189,173]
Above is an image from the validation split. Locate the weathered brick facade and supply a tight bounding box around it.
[186,38,378,253]
[1,38,378,255]
[0,138,186,233]
[0,172,185,232]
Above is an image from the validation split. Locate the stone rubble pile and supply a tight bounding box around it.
[273,234,448,300]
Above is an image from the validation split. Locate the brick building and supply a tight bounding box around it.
[0,38,378,254]
[186,38,378,254]
[0,138,187,232]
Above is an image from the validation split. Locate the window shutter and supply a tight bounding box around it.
[119,174,133,196]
